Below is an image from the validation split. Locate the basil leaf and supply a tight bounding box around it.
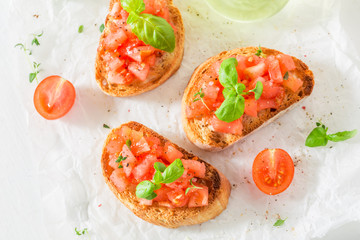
[273,218,287,227]
[248,81,263,100]
[305,127,328,147]
[326,129,357,142]
[136,180,157,200]
[99,24,105,33]
[127,13,175,52]
[78,25,84,33]
[121,0,145,15]
[154,183,162,190]
[234,83,246,95]
[153,170,163,183]
[154,162,166,173]
[29,73,36,83]
[219,58,238,88]
[162,159,184,184]
[215,94,245,123]
[126,139,131,148]
[223,87,236,99]
[283,71,289,80]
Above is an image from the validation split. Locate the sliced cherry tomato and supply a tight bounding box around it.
[33,76,76,120]
[252,148,294,195]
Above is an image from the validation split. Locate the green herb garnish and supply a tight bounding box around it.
[29,62,41,83]
[255,45,266,58]
[136,159,184,200]
[283,71,289,80]
[193,88,210,110]
[99,23,105,33]
[305,122,357,147]
[31,31,43,46]
[75,227,88,235]
[121,0,175,52]
[115,154,127,168]
[215,58,263,122]
[273,217,287,227]
[103,124,110,129]
[126,139,131,148]
[185,178,202,195]
[78,25,84,33]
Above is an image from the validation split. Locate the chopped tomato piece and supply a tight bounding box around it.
[252,148,294,195]
[164,142,183,163]
[209,115,243,135]
[131,137,151,156]
[110,168,128,192]
[145,137,164,158]
[144,54,156,66]
[244,62,267,80]
[132,154,158,180]
[186,100,211,119]
[252,77,284,99]
[235,55,248,80]
[257,99,278,111]
[283,74,303,92]
[139,198,153,206]
[244,98,257,117]
[120,144,137,177]
[188,185,208,207]
[182,160,206,178]
[106,136,124,155]
[128,62,150,81]
[246,55,262,67]
[108,153,121,169]
[104,29,128,50]
[110,2,121,18]
[276,54,296,75]
[107,56,125,72]
[167,188,188,207]
[107,69,133,85]
[126,46,156,63]
[130,130,143,144]
[154,185,172,202]
[268,59,283,83]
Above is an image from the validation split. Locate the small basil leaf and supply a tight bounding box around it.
[223,87,236,99]
[29,73,36,83]
[273,218,287,227]
[78,25,84,33]
[153,170,163,183]
[121,0,145,15]
[136,180,157,200]
[215,94,245,123]
[154,162,166,173]
[128,13,175,52]
[161,159,184,184]
[219,58,238,88]
[234,83,246,95]
[283,71,289,80]
[326,129,357,142]
[305,127,328,147]
[154,183,162,191]
[249,81,263,100]
[99,24,105,33]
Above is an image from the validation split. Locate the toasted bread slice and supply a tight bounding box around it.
[95,0,185,97]
[101,121,231,228]
[182,47,314,151]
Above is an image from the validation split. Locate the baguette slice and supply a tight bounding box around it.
[101,121,231,228]
[95,0,185,97]
[182,47,314,151]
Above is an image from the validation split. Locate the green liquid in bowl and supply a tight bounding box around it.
[206,0,289,22]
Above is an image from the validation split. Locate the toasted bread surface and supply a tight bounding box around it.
[101,121,231,228]
[95,0,185,97]
[182,47,314,151]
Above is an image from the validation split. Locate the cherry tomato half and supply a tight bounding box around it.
[252,148,294,195]
[33,75,76,120]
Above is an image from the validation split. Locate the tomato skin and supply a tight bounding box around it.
[33,76,76,120]
[252,148,294,195]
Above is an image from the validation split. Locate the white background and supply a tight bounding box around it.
[1,0,360,239]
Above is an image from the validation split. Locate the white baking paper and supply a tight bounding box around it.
[2,0,360,239]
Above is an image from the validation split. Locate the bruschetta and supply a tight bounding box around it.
[95,0,184,97]
[182,46,314,151]
[101,121,231,228]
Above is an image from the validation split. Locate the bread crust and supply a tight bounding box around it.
[182,47,315,151]
[95,0,185,97]
[101,121,231,228]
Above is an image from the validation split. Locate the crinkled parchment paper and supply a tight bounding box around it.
[1,0,360,239]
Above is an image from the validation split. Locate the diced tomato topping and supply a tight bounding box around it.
[167,188,188,207]
[182,160,206,178]
[139,198,153,206]
[236,55,248,80]
[164,142,183,163]
[132,154,158,180]
[244,98,258,117]
[104,29,128,50]
[257,99,278,111]
[209,115,243,135]
[268,59,283,83]
[128,62,150,81]
[120,144,137,177]
[276,54,296,75]
[154,185,172,202]
[110,168,128,192]
[107,69,134,85]
[283,73,303,92]
[246,55,262,67]
[144,54,156,66]
[131,137,150,156]
[145,137,164,158]
[188,185,208,207]
[106,136,125,155]
[126,46,156,63]
[244,62,267,80]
